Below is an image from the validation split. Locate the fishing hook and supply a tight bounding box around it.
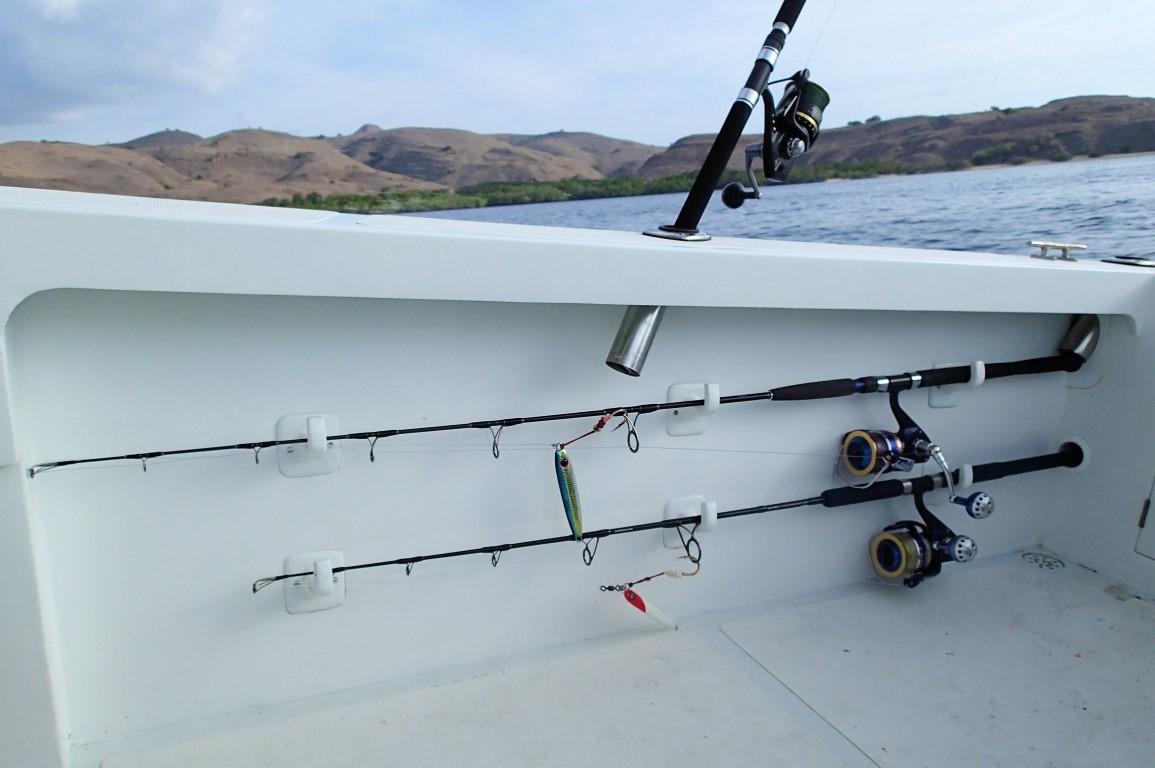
[599,552,699,592]
[582,536,600,566]
[675,554,702,577]
[489,425,504,459]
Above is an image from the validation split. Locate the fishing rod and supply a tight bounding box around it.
[611,0,828,376]
[27,317,1098,477]
[251,442,1086,594]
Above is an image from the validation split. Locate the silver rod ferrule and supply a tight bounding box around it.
[606,305,666,377]
[736,87,761,108]
[757,45,780,67]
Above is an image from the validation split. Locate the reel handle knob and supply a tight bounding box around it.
[721,182,758,209]
[944,535,977,563]
[952,491,994,520]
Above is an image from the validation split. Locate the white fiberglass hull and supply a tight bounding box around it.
[2,187,1153,766]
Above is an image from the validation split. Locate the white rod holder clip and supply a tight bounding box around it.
[283,550,345,614]
[666,383,721,436]
[276,413,341,477]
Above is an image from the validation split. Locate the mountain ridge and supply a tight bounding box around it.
[0,95,1151,205]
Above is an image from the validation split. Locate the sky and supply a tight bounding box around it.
[2,0,1153,148]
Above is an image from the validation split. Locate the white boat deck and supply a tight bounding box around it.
[104,551,1154,768]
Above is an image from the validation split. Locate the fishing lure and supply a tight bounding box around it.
[554,447,583,540]
[623,589,678,630]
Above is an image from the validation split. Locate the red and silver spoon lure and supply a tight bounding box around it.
[622,589,678,630]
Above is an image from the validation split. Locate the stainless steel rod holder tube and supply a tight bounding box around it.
[606,305,666,377]
[1059,314,1100,363]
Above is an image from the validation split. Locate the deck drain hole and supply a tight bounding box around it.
[1022,552,1065,570]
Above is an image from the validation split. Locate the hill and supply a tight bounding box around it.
[0,96,1151,206]
[326,126,647,187]
[491,131,660,177]
[0,129,444,203]
[636,95,1155,179]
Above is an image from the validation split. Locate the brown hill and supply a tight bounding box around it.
[0,141,217,198]
[0,130,443,203]
[133,129,442,202]
[1,96,1150,204]
[491,131,660,177]
[118,129,204,151]
[635,95,1155,179]
[328,126,631,187]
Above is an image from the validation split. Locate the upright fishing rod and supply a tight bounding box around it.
[647,0,816,242]
[609,0,828,376]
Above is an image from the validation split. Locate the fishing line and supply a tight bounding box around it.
[803,0,841,68]
[27,350,1084,478]
[250,443,1084,594]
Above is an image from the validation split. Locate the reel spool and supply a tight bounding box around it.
[870,526,932,582]
[840,429,906,477]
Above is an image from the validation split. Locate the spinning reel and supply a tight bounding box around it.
[839,390,994,587]
[722,69,830,209]
[870,493,978,588]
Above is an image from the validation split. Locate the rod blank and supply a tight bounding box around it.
[28,351,1084,478]
[252,445,1079,593]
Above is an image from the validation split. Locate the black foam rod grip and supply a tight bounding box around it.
[971,443,1084,481]
[914,365,973,388]
[769,379,858,401]
[984,353,1082,379]
[774,0,807,29]
[819,446,1083,509]
[820,479,908,507]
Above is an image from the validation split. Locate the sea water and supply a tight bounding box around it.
[415,154,1155,260]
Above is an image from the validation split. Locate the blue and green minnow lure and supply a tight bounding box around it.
[554,447,583,540]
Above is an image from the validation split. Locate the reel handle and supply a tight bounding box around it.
[951,491,994,519]
[721,182,759,209]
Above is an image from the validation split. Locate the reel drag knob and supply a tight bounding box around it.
[952,491,994,520]
[943,535,977,563]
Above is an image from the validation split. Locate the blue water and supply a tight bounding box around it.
[415,155,1155,259]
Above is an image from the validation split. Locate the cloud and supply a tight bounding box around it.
[0,0,271,127]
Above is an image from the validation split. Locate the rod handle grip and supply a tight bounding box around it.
[774,0,807,30]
